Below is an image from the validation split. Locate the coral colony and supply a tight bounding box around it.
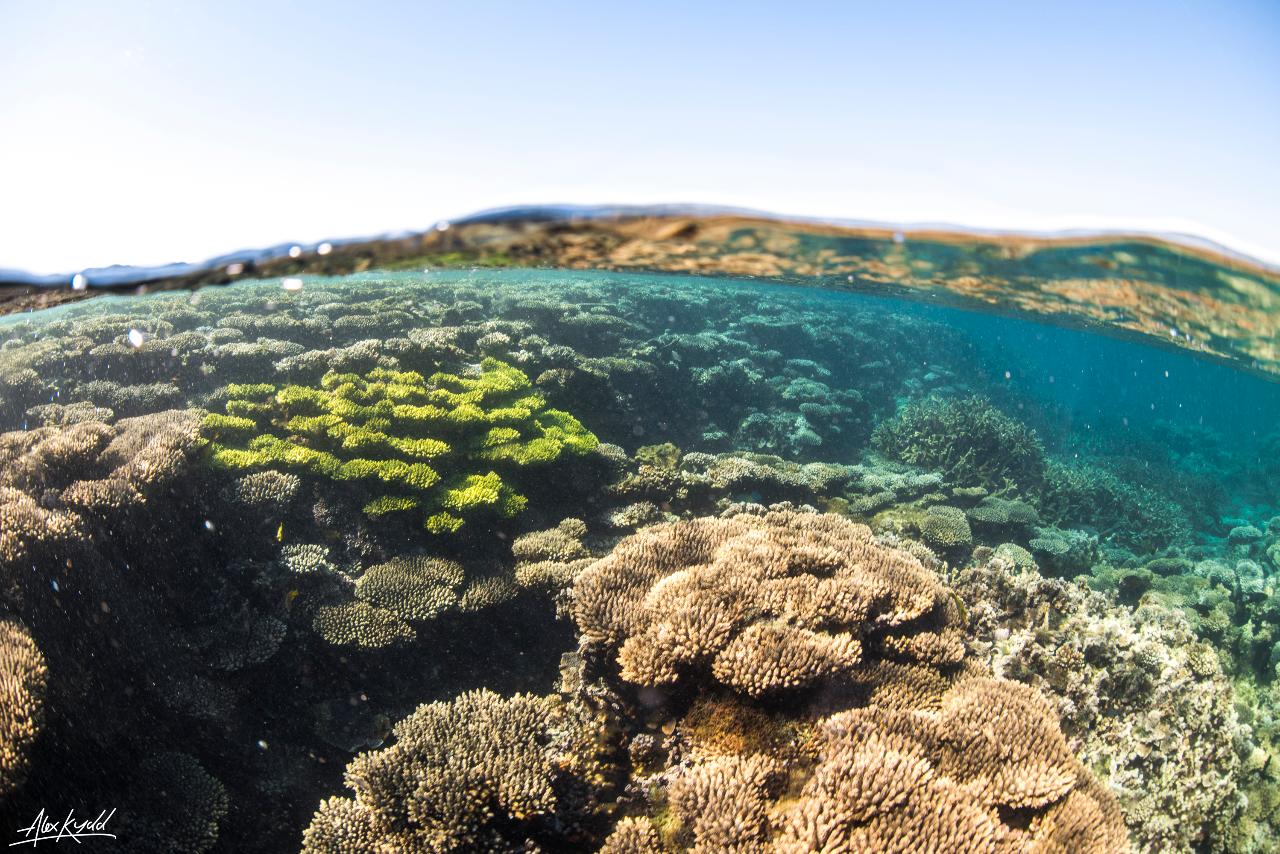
[0,267,1277,852]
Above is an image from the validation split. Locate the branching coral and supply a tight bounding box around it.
[123,751,230,854]
[202,359,598,533]
[1038,459,1192,553]
[513,518,597,592]
[873,395,1046,494]
[572,509,965,698]
[951,554,1258,852]
[0,619,46,798]
[301,689,589,852]
[770,677,1127,853]
[354,556,464,622]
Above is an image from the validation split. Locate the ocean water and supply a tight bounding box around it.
[0,229,1278,852]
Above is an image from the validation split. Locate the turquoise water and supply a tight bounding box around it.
[0,266,1277,852]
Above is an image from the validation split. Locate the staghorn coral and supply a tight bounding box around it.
[1038,459,1192,554]
[0,619,46,798]
[572,509,965,698]
[202,359,599,533]
[873,395,1046,494]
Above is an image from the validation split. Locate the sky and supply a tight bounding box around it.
[0,0,1277,273]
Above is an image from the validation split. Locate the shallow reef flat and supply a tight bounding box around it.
[0,268,1278,852]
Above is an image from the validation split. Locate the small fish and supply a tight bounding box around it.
[283,589,299,610]
[276,522,285,542]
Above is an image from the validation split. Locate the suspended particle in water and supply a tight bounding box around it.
[257,740,269,750]
[204,520,216,532]
[1004,370,1011,380]
[317,242,333,256]
[282,277,303,291]
[226,262,245,276]
[50,579,59,592]
[435,221,451,232]
[289,245,303,259]
[71,273,87,291]
[127,329,145,347]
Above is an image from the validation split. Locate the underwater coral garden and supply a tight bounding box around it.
[0,268,1278,852]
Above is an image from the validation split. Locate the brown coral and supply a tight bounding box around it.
[311,601,416,650]
[572,509,963,697]
[0,619,46,798]
[354,556,464,622]
[301,689,574,853]
[768,677,1128,853]
[513,517,596,592]
[668,753,782,852]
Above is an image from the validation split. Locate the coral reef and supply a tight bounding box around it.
[0,266,1267,851]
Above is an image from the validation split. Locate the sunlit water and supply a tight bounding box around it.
[0,262,1277,852]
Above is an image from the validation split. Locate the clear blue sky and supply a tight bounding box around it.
[1,0,1277,272]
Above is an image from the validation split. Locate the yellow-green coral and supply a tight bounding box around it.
[201,359,598,533]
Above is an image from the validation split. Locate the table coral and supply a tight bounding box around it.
[572,509,964,698]
[201,358,599,534]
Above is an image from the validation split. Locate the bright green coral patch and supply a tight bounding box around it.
[202,359,598,533]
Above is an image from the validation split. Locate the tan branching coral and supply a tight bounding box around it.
[667,753,782,852]
[354,556,464,622]
[0,410,201,567]
[0,619,46,798]
[572,510,963,697]
[311,601,416,650]
[301,689,573,853]
[513,517,596,592]
[769,677,1128,853]
[0,485,84,567]
[599,817,663,854]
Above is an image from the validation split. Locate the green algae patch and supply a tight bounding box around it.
[201,359,598,533]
